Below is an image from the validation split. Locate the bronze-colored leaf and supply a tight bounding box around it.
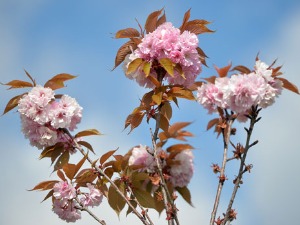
[2,93,26,115]
[156,11,166,27]
[115,28,140,39]
[42,189,54,202]
[24,69,36,86]
[159,58,174,76]
[170,86,195,100]
[133,188,156,209]
[161,101,172,121]
[75,129,101,138]
[159,113,169,133]
[29,180,59,191]
[53,151,70,172]
[113,40,137,70]
[176,186,193,206]
[152,91,163,105]
[214,63,232,78]
[100,149,118,165]
[126,200,137,216]
[74,155,87,178]
[63,164,76,180]
[168,122,191,136]
[126,58,144,75]
[78,140,95,153]
[108,180,126,216]
[44,73,77,90]
[145,9,163,33]
[183,21,214,35]
[125,111,145,133]
[2,80,33,89]
[277,77,300,94]
[166,144,194,153]
[196,47,208,67]
[231,65,251,74]
[75,168,97,183]
[207,118,219,131]
[179,8,191,32]
[57,169,66,181]
[147,75,161,87]
[204,76,217,84]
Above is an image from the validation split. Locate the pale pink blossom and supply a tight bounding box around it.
[20,115,59,149]
[169,150,194,188]
[128,145,163,172]
[52,199,81,223]
[80,183,103,207]
[123,22,202,88]
[53,181,76,200]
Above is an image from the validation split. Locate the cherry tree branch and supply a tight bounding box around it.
[62,128,152,225]
[210,115,234,225]
[221,107,260,224]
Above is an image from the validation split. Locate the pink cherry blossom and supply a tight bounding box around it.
[52,199,81,223]
[53,181,76,200]
[80,183,103,207]
[123,22,202,88]
[169,150,194,188]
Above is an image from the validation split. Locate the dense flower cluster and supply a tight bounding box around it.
[196,60,283,120]
[52,181,81,222]
[18,85,82,149]
[123,22,201,88]
[128,145,194,187]
[52,181,103,222]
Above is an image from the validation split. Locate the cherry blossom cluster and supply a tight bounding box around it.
[52,181,103,222]
[196,60,283,120]
[129,145,194,188]
[18,85,82,149]
[123,22,201,88]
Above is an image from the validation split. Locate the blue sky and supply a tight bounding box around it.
[1,1,300,225]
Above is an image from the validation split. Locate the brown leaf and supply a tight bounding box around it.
[74,155,87,177]
[29,180,59,191]
[100,149,118,165]
[77,140,95,153]
[145,9,163,33]
[176,186,193,206]
[113,40,137,70]
[161,101,172,121]
[75,129,101,138]
[108,180,126,216]
[179,8,191,32]
[44,73,77,90]
[214,63,232,77]
[159,113,170,133]
[42,189,54,202]
[168,122,191,136]
[156,11,167,27]
[2,93,26,115]
[204,76,217,84]
[142,61,151,77]
[62,164,76,180]
[24,69,36,86]
[2,80,33,89]
[57,169,67,181]
[133,188,156,209]
[183,21,214,35]
[231,65,251,74]
[125,111,145,133]
[277,77,300,94]
[166,144,194,153]
[75,168,97,183]
[115,28,140,39]
[207,118,219,131]
[53,151,70,172]
[196,47,208,67]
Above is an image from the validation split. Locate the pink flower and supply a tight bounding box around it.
[20,115,59,149]
[18,85,54,124]
[80,183,103,207]
[128,145,163,172]
[226,73,267,113]
[52,199,81,223]
[53,181,76,200]
[196,83,220,113]
[169,150,194,188]
[123,22,202,88]
[49,95,82,131]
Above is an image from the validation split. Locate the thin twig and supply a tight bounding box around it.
[222,108,259,224]
[62,128,151,225]
[210,117,234,225]
[75,197,107,225]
